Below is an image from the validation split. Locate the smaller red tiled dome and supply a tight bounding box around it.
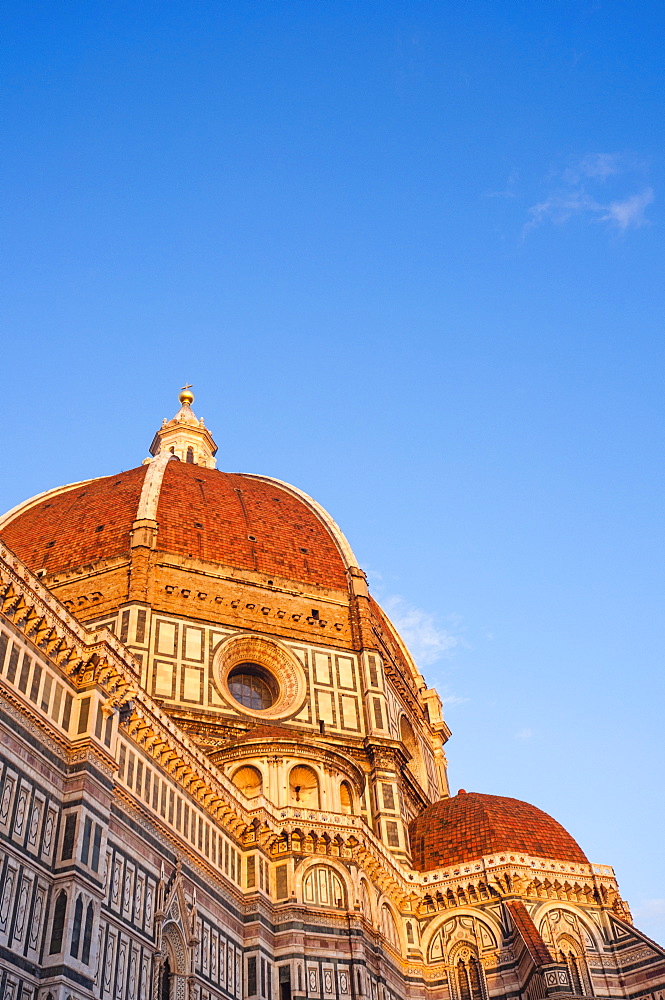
[409,791,588,870]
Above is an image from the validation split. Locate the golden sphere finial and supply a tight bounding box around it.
[179,383,194,406]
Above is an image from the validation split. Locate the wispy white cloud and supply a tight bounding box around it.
[601,188,653,230]
[383,595,460,667]
[526,191,600,230]
[524,152,653,236]
[515,728,534,740]
[564,152,627,183]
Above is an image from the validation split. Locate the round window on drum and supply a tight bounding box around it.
[228,663,278,711]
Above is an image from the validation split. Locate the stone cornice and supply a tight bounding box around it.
[0,540,140,695]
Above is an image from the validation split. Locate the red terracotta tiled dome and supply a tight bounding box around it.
[409,791,588,870]
[0,461,349,590]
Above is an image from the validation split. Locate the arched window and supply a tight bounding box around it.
[71,894,83,957]
[289,766,320,808]
[560,951,583,995]
[340,781,353,814]
[380,904,400,953]
[455,956,485,1000]
[161,958,172,1000]
[49,890,67,954]
[559,945,590,996]
[302,866,346,909]
[186,447,194,464]
[360,881,373,923]
[232,766,263,798]
[82,901,94,964]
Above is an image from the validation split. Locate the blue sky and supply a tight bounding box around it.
[1,1,664,940]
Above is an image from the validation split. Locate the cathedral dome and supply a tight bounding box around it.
[409,790,588,870]
[0,460,350,590]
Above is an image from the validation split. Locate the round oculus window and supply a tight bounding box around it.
[214,633,308,720]
[228,663,278,711]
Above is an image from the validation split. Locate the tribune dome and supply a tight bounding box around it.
[409,790,588,870]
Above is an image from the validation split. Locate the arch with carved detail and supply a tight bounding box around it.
[293,855,352,912]
[422,908,501,964]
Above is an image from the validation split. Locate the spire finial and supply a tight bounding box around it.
[179,384,194,406]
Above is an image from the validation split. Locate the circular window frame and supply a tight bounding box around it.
[214,633,307,721]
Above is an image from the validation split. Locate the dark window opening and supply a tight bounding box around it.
[92,824,102,872]
[70,894,83,957]
[78,696,90,734]
[81,816,92,865]
[29,663,42,703]
[120,610,130,643]
[49,890,67,954]
[247,956,258,997]
[62,692,73,730]
[186,447,194,463]
[61,812,77,859]
[136,609,147,643]
[456,957,484,1000]
[275,864,288,899]
[7,645,19,683]
[279,965,292,1000]
[161,958,172,1000]
[311,609,319,619]
[228,663,278,711]
[82,902,94,964]
[18,653,31,693]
